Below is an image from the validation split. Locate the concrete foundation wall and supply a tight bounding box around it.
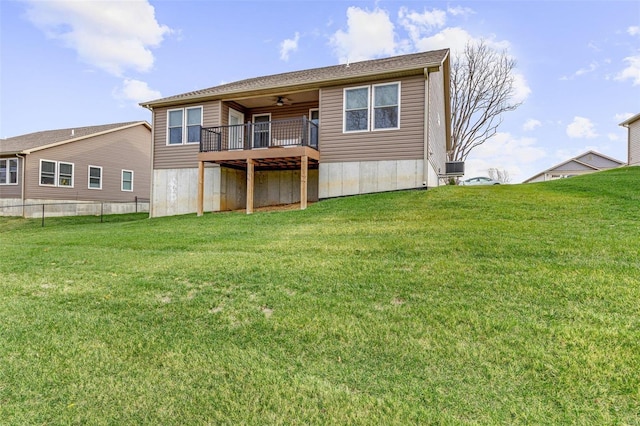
[0,198,149,218]
[0,198,23,216]
[151,167,220,217]
[319,159,424,199]
[151,167,319,217]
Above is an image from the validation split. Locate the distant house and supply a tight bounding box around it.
[524,150,625,183]
[619,112,640,166]
[140,49,452,217]
[0,121,151,217]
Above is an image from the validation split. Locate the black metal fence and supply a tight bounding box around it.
[201,116,319,152]
[0,197,149,226]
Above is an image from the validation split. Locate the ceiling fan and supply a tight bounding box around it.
[274,96,291,106]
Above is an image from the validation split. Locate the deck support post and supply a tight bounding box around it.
[300,155,308,210]
[246,158,255,214]
[197,160,204,216]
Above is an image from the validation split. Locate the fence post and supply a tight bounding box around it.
[41,204,45,227]
[135,196,138,213]
[101,202,104,223]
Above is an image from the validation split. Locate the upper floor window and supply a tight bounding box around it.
[167,106,203,145]
[343,82,400,133]
[88,165,102,189]
[40,159,74,187]
[0,158,18,185]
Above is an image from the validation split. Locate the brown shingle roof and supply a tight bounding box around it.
[141,49,450,107]
[0,121,149,155]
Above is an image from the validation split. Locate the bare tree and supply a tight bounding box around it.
[488,168,511,183]
[449,40,522,162]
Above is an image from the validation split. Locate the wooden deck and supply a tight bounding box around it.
[196,146,320,216]
[197,145,320,170]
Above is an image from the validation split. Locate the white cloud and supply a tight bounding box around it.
[447,6,475,17]
[511,72,531,104]
[280,32,300,61]
[615,112,635,122]
[25,0,171,76]
[398,7,447,44]
[575,61,598,76]
[330,7,396,63]
[523,119,542,131]
[114,79,161,105]
[607,133,620,141]
[566,116,598,139]
[628,26,640,36]
[464,132,547,183]
[616,54,640,86]
[409,26,473,54]
[329,5,530,102]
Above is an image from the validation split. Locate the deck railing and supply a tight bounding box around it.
[200,116,318,152]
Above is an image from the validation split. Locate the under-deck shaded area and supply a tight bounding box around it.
[197,117,320,215]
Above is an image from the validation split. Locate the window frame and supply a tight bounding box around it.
[342,82,401,133]
[343,85,370,133]
[39,159,57,187]
[88,165,102,190]
[166,106,203,146]
[0,158,19,185]
[39,159,74,187]
[121,169,134,192]
[58,161,74,188]
[372,82,401,131]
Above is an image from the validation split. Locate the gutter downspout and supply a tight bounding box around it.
[423,68,430,188]
[144,106,155,218]
[16,153,26,217]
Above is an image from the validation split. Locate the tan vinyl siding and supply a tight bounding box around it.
[629,119,640,166]
[23,124,150,201]
[319,76,425,163]
[427,68,448,175]
[0,156,22,198]
[249,101,319,121]
[153,100,220,169]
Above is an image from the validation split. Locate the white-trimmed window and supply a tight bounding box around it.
[344,86,369,132]
[121,170,133,192]
[0,158,18,185]
[373,82,400,130]
[39,159,74,187]
[167,106,203,145]
[59,162,73,187]
[88,165,102,189]
[343,82,400,132]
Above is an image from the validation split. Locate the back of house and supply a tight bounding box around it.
[140,49,452,217]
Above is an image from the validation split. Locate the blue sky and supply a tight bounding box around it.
[1,0,639,182]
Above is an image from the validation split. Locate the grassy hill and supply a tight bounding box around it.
[1,167,639,424]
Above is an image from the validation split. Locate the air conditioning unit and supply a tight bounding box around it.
[445,161,465,176]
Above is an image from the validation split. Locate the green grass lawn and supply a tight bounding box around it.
[1,167,639,424]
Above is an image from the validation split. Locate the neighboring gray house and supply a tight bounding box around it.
[140,49,452,217]
[0,121,151,217]
[524,150,625,183]
[620,112,640,166]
